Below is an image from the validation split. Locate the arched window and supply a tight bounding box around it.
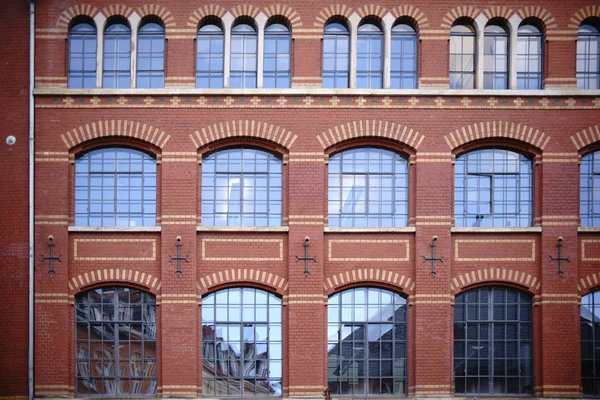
[230,21,258,88]
[103,19,131,88]
[357,20,383,89]
[323,20,350,88]
[454,286,533,395]
[581,291,600,395]
[264,21,291,88]
[454,148,533,227]
[201,148,282,226]
[75,287,157,396]
[580,151,600,226]
[196,20,224,88]
[577,19,600,89]
[328,287,407,396]
[136,21,164,88]
[517,22,543,90]
[68,20,97,88]
[484,21,509,89]
[75,148,157,227]
[450,21,476,89]
[390,21,417,89]
[329,148,408,228]
[202,288,282,396]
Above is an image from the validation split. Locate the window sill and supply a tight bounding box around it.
[579,227,600,232]
[68,226,161,232]
[324,227,416,233]
[196,226,289,232]
[450,227,542,233]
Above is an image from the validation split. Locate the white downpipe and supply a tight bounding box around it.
[28,1,35,399]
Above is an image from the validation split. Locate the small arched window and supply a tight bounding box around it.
[357,20,383,89]
[136,21,164,88]
[264,21,291,88]
[230,21,258,88]
[68,20,97,88]
[450,21,476,89]
[517,22,543,89]
[580,151,600,226]
[103,19,131,88]
[484,21,509,89]
[391,21,417,89]
[323,20,350,88]
[196,21,224,88]
[577,19,600,89]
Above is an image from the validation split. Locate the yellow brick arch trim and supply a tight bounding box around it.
[450,268,541,294]
[230,4,261,20]
[390,6,430,29]
[444,121,550,151]
[578,273,600,294]
[570,124,600,151]
[516,7,558,31]
[483,6,515,22]
[56,4,101,32]
[61,120,171,150]
[187,5,228,28]
[190,120,298,150]
[324,269,416,295]
[569,5,600,29]
[440,6,481,29]
[100,4,135,19]
[68,269,162,294]
[197,269,288,295]
[355,4,389,20]
[316,120,424,151]
[314,4,354,28]
[263,4,303,29]
[136,4,176,28]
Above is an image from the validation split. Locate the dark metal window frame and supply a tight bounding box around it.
[196,21,225,88]
[581,291,600,395]
[323,21,350,88]
[517,24,544,90]
[390,23,418,89]
[230,22,258,89]
[483,24,510,90]
[580,151,600,227]
[136,21,165,88]
[450,24,476,89]
[68,22,97,89]
[263,22,292,88]
[577,23,600,90]
[103,20,131,88]
[356,22,384,89]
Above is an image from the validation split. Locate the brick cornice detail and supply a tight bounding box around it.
[444,121,550,151]
[570,124,600,151]
[197,269,288,295]
[569,5,600,29]
[61,120,171,150]
[56,4,100,32]
[317,120,424,151]
[68,269,161,294]
[451,268,541,294]
[190,120,298,150]
[440,6,481,29]
[314,4,354,28]
[324,269,415,295]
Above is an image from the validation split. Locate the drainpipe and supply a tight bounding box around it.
[29,1,35,399]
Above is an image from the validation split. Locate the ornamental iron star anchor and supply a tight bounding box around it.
[169,236,189,278]
[296,236,317,278]
[421,236,444,277]
[40,235,62,278]
[549,236,570,278]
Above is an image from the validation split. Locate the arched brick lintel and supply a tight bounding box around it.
[444,121,550,152]
[440,6,482,29]
[313,4,354,28]
[56,4,100,32]
[569,5,600,29]
[61,120,171,150]
[317,120,424,151]
[68,269,162,295]
[578,273,600,295]
[451,268,541,295]
[324,269,416,296]
[189,120,298,150]
[570,125,600,151]
[197,269,288,296]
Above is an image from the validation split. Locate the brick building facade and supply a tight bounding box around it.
[2,0,600,399]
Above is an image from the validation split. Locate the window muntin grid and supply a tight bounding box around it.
[454,149,533,228]
[196,23,224,88]
[580,151,600,227]
[357,22,383,89]
[390,23,417,89]
[328,147,408,228]
[74,148,157,227]
[484,23,509,89]
[69,22,97,88]
[103,21,131,88]
[450,23,476,89]
[75,287,157,397]
[230,23,257,88]
[202,288,283,397]
[264,22,291,88]
[454,286,533,396]
[201,148,282,227]
[323,22,350,88]
[577,23,600,90]
[328,287,408,396]
[581,291,600,395]
[136,22,164,88]
[517,24,543,90]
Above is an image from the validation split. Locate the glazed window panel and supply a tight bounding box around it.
[196,23,224,88]
[483,24,509,89]
[264,23,291,88]
[230,23,257,89]
[202,288,282,397]
[450,23,476,89]
[323,22,350,88]
[580,151,600,226]
[390,24,417,89]
[577,23,600,89]
[328,288,407,396]
[517,24,543,90]
[103,22,131,88]
[581,291,600,395]
[137,22,165,88]
[357,23,383,89]
[75,148,156,227]
[75,287,157,396]
[68,22,97,88]
[202,148,282,227]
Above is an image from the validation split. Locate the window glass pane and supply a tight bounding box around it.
[323,23,349,88]
[69,23,97,88]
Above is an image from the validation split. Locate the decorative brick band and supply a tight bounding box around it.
[355,4,388,19]
[187,5,228,27]
[444,121,550,151]
[263,4,302,29]
[517,7,557,30]
[317,120,424,151]
[579,273,600,293]
[61,120,171,150]
[100,4,134,19]
[569,5,600,29]
[570,124,600,151]
[450,268,541,293]
[190,120,298,150]
[483,6,515,21]
[314,4,354,28]
[390,6,429,28]
[324,269,416,295]
[441,6,481,29]
[197,269,288,295]
[56,4,100,32]
[68,269,161,293]
[230,4,261,19]
[135,4,176,28]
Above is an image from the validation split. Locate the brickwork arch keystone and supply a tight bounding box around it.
[187,5,228,27]
[61,120,171,150]
[441,6,481,29]
[230,4,261,19]
[69,269,161,294]
[136,4,176,28]
[317,120,424,151]
[263,4,302,29]
[444,121,550,152]
[355,5,389,20]
[579,273,600,294]
[324,269,415,295]
[314,5,354,28]
[389,6,429,29]
[57,4,100,32]
[101,4,135,19]
[569,5,600,29]
[451,268,540,295]
[483,6,515,22]
[516,7,558,31]
[570,124,600,151]
[190,120,298,150]
[197,269,288,296]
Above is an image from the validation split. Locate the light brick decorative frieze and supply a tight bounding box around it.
[455,239,536,262]
[202,238,284,261]
[570,124,600,150]
[314,4,354,28]
[73,238,157,261]
[263,4,303,29]
[579,273,600,293]
[451,268,541,293]
[61,120,171,150]
[324,269,416,295]
[317,120,424,150]
[569,5,600,29]
[190,120,298,150]
[441,6,481,29]
[328,239,410,262]
[135,4,176,28]
[444,121,550,151]
[197,269,288,295]
[355,4,389,19]
[68,269,161,293]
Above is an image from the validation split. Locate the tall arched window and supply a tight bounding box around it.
[454,148,533,227]
[581,291,600,395]
[484,21,509,89]
[75,287,157,396]
[202,288,282,396]
[230,21,258,88]
[577,19,600,89]
[201,148,282,226]
[328,147,408,228]
[75,148,157,227]
[68,20,97,88]
[357,20,383,89]
[450,20,476,89]
[454,286,533,395]
[136,20,164,88]
[103,19,131,88]
[390,21,418,89]
[517,22,543,90]
[196,20,224,88]
[323,20,350,88]
[328,287,408,396]
[264,21,291,88]
[580,151,600,226]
